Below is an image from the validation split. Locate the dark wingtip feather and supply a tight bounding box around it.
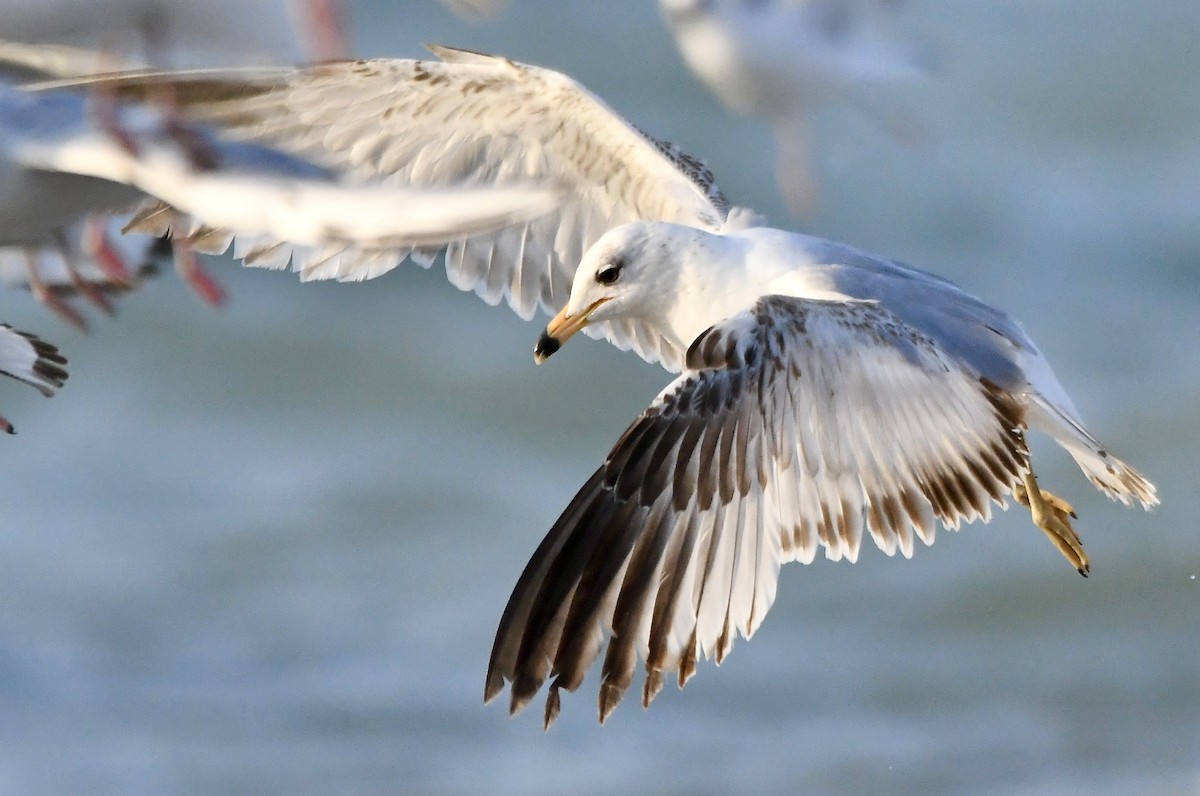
[543,686,561,730]
[598,681,626,724]
[27,335,67,363]
[32,359,69,391]
[509,673,541,717]
[642,669,664,708]
[483,671,504,705]
[715,621,733,665]
[678,632,698,688]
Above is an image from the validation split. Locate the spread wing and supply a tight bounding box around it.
[485,295,1031,727]
[53,46,739,367]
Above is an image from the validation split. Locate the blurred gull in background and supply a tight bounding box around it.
[0,72,561,427]
[660,0,932,216]
[0,1,516,319]
[0,0,350,317]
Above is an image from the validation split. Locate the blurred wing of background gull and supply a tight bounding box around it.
[0,2,1197,796]
[0,46,563,427]
[0,0,339,323]
[0,74,563,302]
[0,1,527,319]
[660,0,933,217]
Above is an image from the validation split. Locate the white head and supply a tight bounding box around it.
[534,221,687,363]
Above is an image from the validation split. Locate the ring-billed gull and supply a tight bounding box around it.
[516,220,1156,724]
[57,47,1158,727]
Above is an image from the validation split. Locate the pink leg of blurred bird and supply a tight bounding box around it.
[173,243,227,307]
[297,0,349,61]
[773,115,819,218]
[87,87,141,157]
[25,253,89,332]
[65,267,117,317]
[56,229,117,316]
[0,413,14,434]
[80,216,131,285]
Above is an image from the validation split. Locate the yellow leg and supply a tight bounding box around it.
[1013,470,1090,577]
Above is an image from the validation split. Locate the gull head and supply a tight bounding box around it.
[534,222,682,364]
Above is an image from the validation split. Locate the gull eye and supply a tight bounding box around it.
[596,261,622,286]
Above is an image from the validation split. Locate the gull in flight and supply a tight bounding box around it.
[660,0,932,215]
[63,47,1157,727]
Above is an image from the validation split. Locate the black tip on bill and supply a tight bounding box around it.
[534,329,560,363]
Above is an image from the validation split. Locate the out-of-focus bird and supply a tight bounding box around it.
[0,78,563,318]
[0,0,511,319]
[0,0,353,315]
[0,64,559,423]
[660,0,931,216]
